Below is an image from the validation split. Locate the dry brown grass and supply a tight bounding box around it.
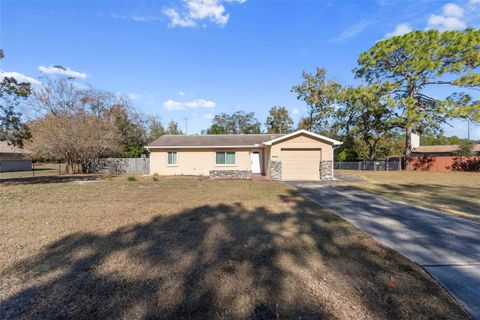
[0,175,469,319]
[338,170,480,222]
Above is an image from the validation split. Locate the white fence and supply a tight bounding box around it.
[335,160,401,171]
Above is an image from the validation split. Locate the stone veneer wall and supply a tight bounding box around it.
[209,170,252,180]
[320,160,333,180]
[270,160,282,180]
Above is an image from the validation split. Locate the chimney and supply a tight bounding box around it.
[410,132,420,149]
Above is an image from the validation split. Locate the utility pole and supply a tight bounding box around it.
[467,119,470,141]
[184,117,188,135]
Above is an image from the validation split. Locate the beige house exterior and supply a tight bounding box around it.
[146,130,342,181]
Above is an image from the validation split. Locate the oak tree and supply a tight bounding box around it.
[291,67,340,134]
[206,111,261,134]
[265,106,293,134]
[166,120,183,135]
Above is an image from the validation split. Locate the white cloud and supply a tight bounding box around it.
[426,3,466,31]
[164,98,216,110]
[127,93,141,100]
[0,71,41,86]
[329,19,379,42]
[381,2,477,40]
[385,23,412,38]
[38,65,88,79]
[111,13,127,20]
[163,0,245,28]
[427,14,466,31]
[203,113,215,119]
[131,16,161,22]
[164,8,197,27]
[291,107,299,115]
[110,12,163,23]
[442,3,464,18]
[178,91,194,97]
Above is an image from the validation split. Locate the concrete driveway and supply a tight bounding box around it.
[286,181,480,319]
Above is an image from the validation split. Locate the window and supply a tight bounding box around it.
[167,151,177,165]
[216,151,236,165]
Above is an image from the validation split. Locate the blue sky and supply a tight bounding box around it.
[1,0,479,138]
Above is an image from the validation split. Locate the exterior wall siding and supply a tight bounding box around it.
[148,132,338,180]
[0,159,32,172]
[269,133,335,180]
[149,148,251,176]
[269,134,333,160]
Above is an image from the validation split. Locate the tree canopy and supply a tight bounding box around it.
[335,84,396,160]
[166,120,183,135]
[28,112,121,173]
[32,79,149,158]
[147,116,165,142]
[0,52,32,147]
[291,67,340,134]
[355,29,480,157]
[206,111,261,134]
[264,106,293,134]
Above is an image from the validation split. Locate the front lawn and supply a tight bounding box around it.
[0,175,468,319]
[338,170,480,222]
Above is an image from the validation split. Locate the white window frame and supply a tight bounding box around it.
[215,151,237,166]
[166,151,178,166]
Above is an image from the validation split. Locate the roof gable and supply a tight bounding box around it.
[263,130,342,146]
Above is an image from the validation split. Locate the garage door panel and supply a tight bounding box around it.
[281,149,320,180]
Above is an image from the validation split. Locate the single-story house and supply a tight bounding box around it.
[146,129,342,181]
[0,141,32,172]
[412,144,480,157]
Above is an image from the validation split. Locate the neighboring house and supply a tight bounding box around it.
[0,142,32,172]
[412,144,480,157]
[146,129,342,181]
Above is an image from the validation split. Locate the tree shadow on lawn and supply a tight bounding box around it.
[0,174,108,187]
[0,191,468,319]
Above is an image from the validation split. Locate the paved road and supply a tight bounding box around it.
[286,181,480,319]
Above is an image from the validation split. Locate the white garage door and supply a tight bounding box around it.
[281,149,320,180]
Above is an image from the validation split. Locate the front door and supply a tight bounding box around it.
[250,151,261,173]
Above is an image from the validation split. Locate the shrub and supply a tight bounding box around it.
[152,173,160,181]
[127,176,137,181]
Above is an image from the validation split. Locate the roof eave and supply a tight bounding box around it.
[145,144,263,149]
[263,129,342,146]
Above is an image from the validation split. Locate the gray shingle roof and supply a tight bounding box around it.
[147,134,285,147]
[0,141,31,154]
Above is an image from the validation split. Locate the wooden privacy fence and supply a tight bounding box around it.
[410,156,480,172]
[99,158,150,174]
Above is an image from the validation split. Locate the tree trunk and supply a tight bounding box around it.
[405,126,413,170]
[368,144,375,160]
